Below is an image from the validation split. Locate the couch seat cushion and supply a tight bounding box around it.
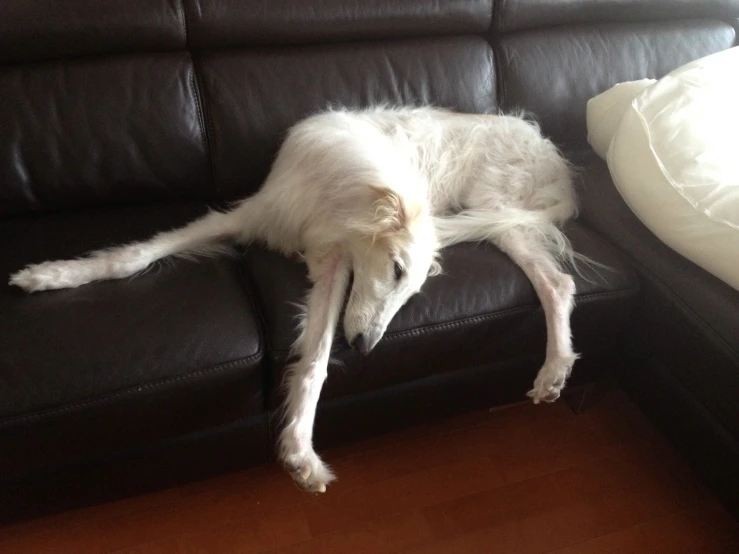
[0,203,265,475]
[245,222,639,406]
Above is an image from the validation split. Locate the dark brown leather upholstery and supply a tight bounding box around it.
[0,55,210,215]
[198,37,497,199]
[0,203,264,477]
[1,0,738,521]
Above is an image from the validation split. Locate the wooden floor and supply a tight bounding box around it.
[1,388,737,553]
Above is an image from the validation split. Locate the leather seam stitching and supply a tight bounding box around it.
[382,288,636,342]
[383,305,535,343]
[492,0,503,32]
[180,0,219,197]
[192,57,219,197]
[176,0,188,48]
[0,353,262,428]
[179,0,213,194]
[188,66,209,181]
[492,39,504,108]
[269,287,637,353]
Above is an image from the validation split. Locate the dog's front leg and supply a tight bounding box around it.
[277,249,350,493]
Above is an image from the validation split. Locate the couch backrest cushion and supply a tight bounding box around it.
[0,53,210,214]
[0,0,737,215]
[496,20,736,148]
[200,37,496,199]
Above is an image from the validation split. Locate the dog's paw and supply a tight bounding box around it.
[281,449,336,493]
[528,355,577,404]
[9,262,77,292]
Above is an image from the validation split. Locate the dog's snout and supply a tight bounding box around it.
[351,333,370,355]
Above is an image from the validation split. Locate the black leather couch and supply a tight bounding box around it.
[1,0,738,522]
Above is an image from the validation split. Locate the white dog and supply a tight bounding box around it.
[10,106,581,493]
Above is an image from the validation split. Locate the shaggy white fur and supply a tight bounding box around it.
[10,106,580,493]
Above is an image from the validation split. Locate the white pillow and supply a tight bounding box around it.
[587,47,739,291]
[586,79,655,158]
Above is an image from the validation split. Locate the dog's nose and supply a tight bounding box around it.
[351,333,370,355]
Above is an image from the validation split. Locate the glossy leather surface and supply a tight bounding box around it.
[0,54,210,215]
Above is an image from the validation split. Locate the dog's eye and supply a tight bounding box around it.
[394,261,404,281]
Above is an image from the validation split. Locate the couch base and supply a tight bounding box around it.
[619,360,739,520]
[1,354,612,524]
[0,413,271,525]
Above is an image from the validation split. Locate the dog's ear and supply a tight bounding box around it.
[428,259,442,276]
[368,185,414,234]
[346,184,421,240]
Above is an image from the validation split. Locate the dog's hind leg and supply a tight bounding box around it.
[278,248,350,493]
[494,228,578,404]
[436,212,578,402]
[9,203,257,292]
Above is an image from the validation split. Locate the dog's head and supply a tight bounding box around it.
[343,185,440,355]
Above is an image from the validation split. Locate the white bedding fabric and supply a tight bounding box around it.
[586,46,739,291]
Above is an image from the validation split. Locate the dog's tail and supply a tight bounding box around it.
[9,200,259,293]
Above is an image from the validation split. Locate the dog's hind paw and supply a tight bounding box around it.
[281,449,336,493]
[528,355,577,404]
